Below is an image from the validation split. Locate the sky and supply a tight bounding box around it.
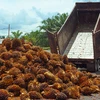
[0,0,99,36]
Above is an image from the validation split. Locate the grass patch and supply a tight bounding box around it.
[42,47,50,50]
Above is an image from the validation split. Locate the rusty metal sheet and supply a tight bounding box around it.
[47,31,58,53]
[93,31,100,60]
[93,14,100,60]
[57,2,100,55]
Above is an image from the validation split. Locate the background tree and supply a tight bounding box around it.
[10,30,23,39]
[23,30,49,47]
[23,30,39,45]
[39,13,68,33]
[9,13,68,47]
[37,13,68,47]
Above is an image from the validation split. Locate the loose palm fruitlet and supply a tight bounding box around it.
[0,38,99,100]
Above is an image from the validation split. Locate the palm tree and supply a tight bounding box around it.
[10,30,23,39]
[22,30,49,47]
[39,13,68,33]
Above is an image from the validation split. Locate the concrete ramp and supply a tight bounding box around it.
[64,32,94,59]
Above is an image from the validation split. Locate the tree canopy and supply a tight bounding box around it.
[10,30,23,39]
[9,13,68,47]
[39,13,68,33]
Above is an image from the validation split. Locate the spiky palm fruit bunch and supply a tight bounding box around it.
[11,38,22,50]
[0,38,99,100]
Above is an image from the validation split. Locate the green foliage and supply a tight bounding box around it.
[39,13,68,33]
[22,30,49,47]
[36,31,49,47]
[10,30,23,39]
[9,13,68,47]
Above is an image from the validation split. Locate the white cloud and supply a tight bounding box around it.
[1,0,97,36]
[0,0,75,14]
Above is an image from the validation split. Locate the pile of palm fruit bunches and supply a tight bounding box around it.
[0,38,100,100]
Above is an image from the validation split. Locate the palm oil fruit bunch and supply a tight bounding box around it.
[0,38,99,100]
